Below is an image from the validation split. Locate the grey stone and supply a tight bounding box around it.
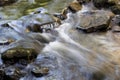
[76,10,114,32]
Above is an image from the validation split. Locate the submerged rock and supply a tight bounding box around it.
[1,66,26,80]
[76,10,114,32]
[0,65,24,80]
[0,37,14,46]
[31,66,49,77]
[1,47,38,65]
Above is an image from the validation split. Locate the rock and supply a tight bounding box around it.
[112,15,120,26]
[0,0,17,6]
[31,66,49,77]
[4,66,25,80]
[7,12,59,33]
[110,5,120,14]
[53,0,82,21]
[93,0,108,9]
[27,22,59,33]
[92,0,116,9]
[91,71,105,80]
[27,24,43,33]
[111,15,120,32]
[32,7,48,14]
[0,65,26,80]
[1,47,38,65]
[0,68,5,80]
[76,10,114,33]
[112,26,120,32]
[77,0,92,4]
[68,0,82,13]
[27,33,51,43]
[75,0,120,14]
[108,0,120,5]
[92,0,120,14]
[0,37,14,46]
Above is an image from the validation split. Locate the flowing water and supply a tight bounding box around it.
[0,0,120,80]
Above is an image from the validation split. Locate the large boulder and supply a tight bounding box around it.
[76,10,114,32]
[1,47,38,65]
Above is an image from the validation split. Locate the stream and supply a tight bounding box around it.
[0,0,120,80]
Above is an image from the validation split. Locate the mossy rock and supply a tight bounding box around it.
[1,47,38,65]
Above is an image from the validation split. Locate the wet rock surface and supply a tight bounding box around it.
[111,15,120,32]
[4,66,23,80]
[5,11,59,33]
[0,6,57,80]
[31,66,49,77]
[0,65,27,80]
[0,37,14,45]
[76,10,114,32]
[1,47,38,65]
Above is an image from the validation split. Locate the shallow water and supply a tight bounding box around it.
[0,0,72,20]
